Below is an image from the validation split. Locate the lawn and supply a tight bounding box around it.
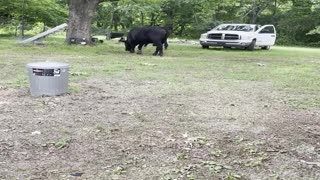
[0,35,319,179]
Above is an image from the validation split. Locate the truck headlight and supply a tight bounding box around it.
[242,35,253,40]
[200,33,208,39]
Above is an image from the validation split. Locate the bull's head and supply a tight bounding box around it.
[119,37,131,52]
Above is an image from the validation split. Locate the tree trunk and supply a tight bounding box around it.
[140,12,144,26]
[19,0,27,40]
[19,22,25,40]
[149,13,159,26]
[15,26,18,36]
[114,22,118,31]
[42,23,46,32]
[66,0,100,44]
[250,1,258,24]
[272,0,277,24]
[178,25,185,36]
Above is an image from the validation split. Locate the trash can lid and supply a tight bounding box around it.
[27,62,69,69]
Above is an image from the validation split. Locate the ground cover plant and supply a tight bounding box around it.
[0,36,319,179]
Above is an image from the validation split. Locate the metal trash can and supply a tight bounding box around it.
[27,62,69,96]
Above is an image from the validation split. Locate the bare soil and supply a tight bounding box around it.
[0,77,319,179]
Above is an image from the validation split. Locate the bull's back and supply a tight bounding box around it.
[128,27,167,45]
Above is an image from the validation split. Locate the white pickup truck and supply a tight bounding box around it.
[199,24,276,50]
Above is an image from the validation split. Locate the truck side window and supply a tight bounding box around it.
[259,26,275,34]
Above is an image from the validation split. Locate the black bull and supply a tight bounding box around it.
[120,27,170,56]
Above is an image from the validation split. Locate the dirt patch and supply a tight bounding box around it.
[0,77,319,179]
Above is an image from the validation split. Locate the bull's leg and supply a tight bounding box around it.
[130,46,135,53]
[152,48,159,56]
[158,45,164,56]
[153,42,163,56]
[137,44,143,55]
[127,41,135,53]
[130,46,136,53]
[164,41,168,50]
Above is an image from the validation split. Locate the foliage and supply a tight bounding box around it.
[0,0,67,36]
[1,0,320,46]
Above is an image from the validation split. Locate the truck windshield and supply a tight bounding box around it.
[214,25,253,32]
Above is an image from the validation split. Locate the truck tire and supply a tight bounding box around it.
[202,45,209,49]
[246,39,256,51]
[261,46,270,50]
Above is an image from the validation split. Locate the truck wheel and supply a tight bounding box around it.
[246,39,256,51]
[261,46,270,50]
[202,45,209,49]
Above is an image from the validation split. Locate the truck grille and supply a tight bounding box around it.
[225,34,239,40]
[207,33,240,40]
[208,33,222,40]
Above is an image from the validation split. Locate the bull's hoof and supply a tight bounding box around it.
[137,50,142,55]
[152,52,157,56]
[159,53,163,57]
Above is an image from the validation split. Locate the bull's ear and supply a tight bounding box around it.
[119,37,126,43]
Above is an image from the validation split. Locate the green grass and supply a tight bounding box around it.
[1,35,320,108]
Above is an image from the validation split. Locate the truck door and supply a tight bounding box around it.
[256,25,276,46]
